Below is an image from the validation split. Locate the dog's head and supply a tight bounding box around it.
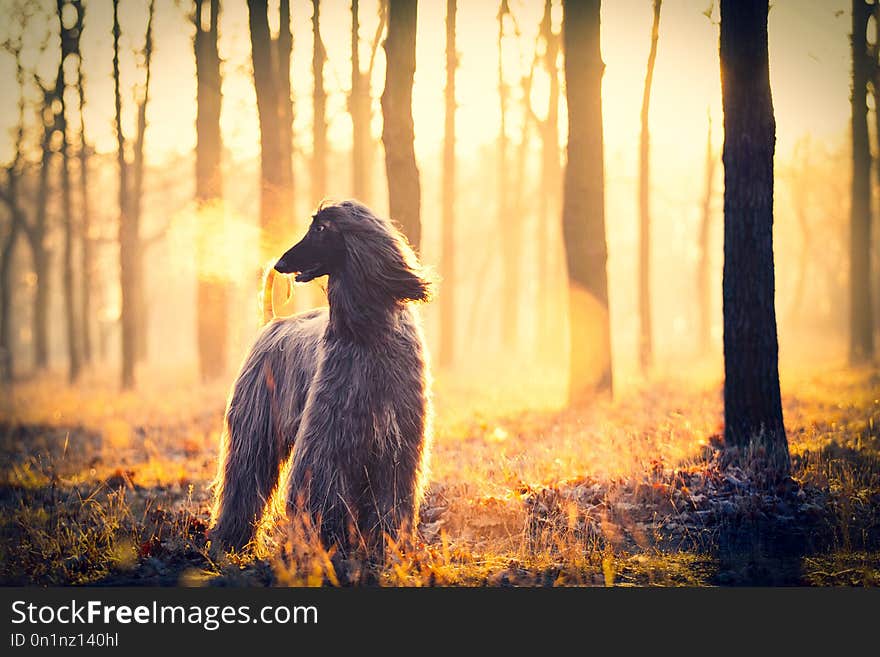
[274,200,432,303]
[274,203,346,283]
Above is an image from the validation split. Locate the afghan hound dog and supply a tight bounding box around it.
[209,200,433,559]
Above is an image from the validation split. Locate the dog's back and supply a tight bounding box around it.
[241,308,328,441]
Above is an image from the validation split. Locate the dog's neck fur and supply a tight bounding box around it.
[326,266,403,342]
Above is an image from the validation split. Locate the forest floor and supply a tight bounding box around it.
[1,362,878,586]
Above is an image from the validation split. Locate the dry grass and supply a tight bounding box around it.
[1,362,878,586]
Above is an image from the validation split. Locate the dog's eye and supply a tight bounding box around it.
[314,224,325,233]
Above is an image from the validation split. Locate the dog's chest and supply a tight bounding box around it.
[313,328,425,443]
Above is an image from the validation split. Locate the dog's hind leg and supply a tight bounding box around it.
[210,356,290,551]
[210,315,324,552]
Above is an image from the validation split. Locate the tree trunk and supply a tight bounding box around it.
[537,0,561,352]
[351,0,383,205]
[27,83,55,372]
[248,0,285,263]
[0,218,18,382]
[312,0,327,206]
[497,0,516,348]
[381,0,421,249]
[638,0,660,372]
[720,0,789,476]
[58,0,81,384]
[30,241,49,371]
[515,68,534,215]
[0,179,22,383]
[509,64,534,353]
[113,0,135,389]
[873,4,880,342]
[61,117,80,384]
[75,0,92,365]
[439,0,456,368]
[0,36,27,383]
[0,182,21,382]
[131,0,154,364]
[6,31,52,375]
[561,0,612,403]
[354,1,388,207]
[697,112,715,354]
[851,0,874,363]
[1,39,27,382]
[352,0,366,201]
[277,0,294,217]
[195,0,227,382]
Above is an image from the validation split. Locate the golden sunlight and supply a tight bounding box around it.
[0,0,875,596]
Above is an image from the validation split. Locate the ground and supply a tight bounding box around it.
[1,363,878,586]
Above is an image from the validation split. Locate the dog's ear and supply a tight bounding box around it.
[381,233,434,303]
[388,267,433,303]
[341,202,436,303]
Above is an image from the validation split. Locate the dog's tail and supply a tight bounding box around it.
[260,265,275,324]
[261,265,295,324]
[261,267,276,324]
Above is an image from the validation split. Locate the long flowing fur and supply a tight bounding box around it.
[210,201,433,557]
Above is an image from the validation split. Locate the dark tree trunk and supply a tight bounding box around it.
[312,0,327,206]
[195,0,227,382]
[381,0,421,249]
[873,3,880,340]
[850,0,874,363]
[638,0,660,372]
[248,0,285,262]
[113,0,135,389]
[277,0,294,217]
[0,216,19,382]
[0,171,23,383]
[74,0,92,365]
[720,0,789,476]
[697,112,716,354]
[0,38,26,382]
[27,83,56,372]
[58,0,81,384]
[61,112,79,384]
[0,165,22,382]
[131,0,154,364]
[561,0,612,403]
[536,0,561,351]
[439,0,456,368]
